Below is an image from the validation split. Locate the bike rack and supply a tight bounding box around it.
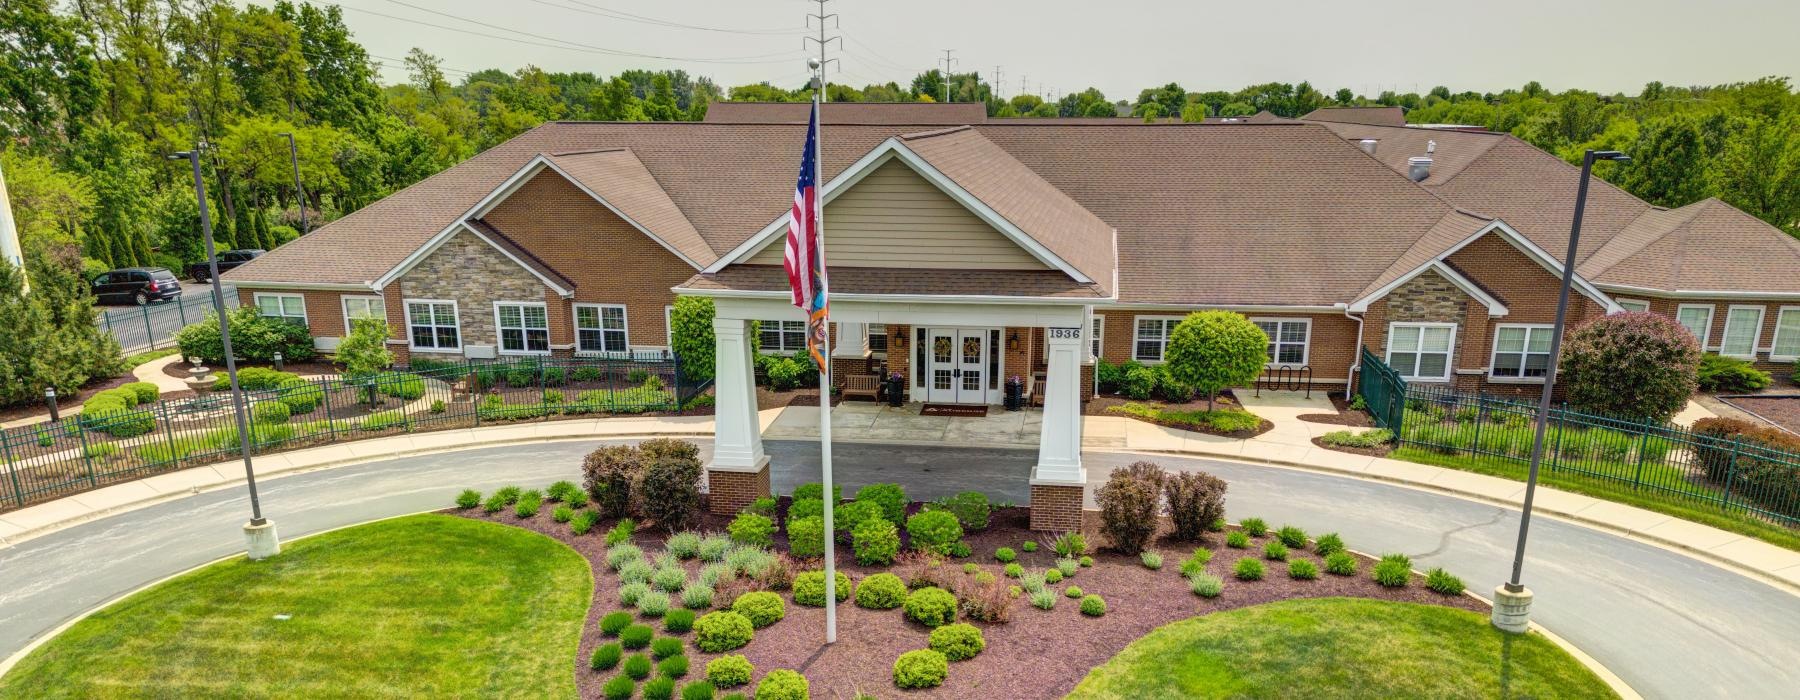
[1254,364,1313,399]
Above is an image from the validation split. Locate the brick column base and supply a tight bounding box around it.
[707,465,771,515]
[1029,483,1085,532]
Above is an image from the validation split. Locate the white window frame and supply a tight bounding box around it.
[1676,304,1714,347]
[1614,298,1650,313]
[1385,322,1457,382]
[1488,324,1555,382]
[1089,315,1104,362]
[493,301,551,356]
[664,305,675,348]
[574,303,630,354]
[1132,315,1184,363]
[1719,305,1765,360]
[1771,306,1800,362]
[341,295,386,333]
[1250,317,1311,368]
[404,299,462,353]
[253,292,306,325]
[868,323,888,356]
[759,319,807,353]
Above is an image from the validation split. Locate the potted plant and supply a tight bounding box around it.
[886,372,905,407]
[1004,375,1024,411]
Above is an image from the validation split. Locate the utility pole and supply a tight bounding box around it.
[938,49,957,102]
[803,0,840,102]
[992,65,1003,99]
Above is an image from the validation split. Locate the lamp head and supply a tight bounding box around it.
[1592,150,1630,163]
[807,57,821,70]
[166,151,191,161]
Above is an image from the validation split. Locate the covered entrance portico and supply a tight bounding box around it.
[697,293,1094,530]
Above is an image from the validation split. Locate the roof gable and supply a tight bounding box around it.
[1351,220,1617,313]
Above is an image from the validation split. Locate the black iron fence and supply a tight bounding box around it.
[96,285,237,353]
[0,354,709,512]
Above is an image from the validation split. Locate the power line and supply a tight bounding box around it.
[839,34,913,74]
[803,0,842,90]
[531,0,799,35]
[993,65,1003,98]
[938,49,957,102]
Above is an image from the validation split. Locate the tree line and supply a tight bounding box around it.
[3,1,1795,290]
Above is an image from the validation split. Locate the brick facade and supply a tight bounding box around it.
[1619,295,1798,372]
[1029,483,1085,532]
[235,288,377,343]
[707,465,771,515]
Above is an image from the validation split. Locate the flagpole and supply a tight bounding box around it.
[810,57,838,646]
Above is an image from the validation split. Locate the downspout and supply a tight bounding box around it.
[1337,302,1365,393]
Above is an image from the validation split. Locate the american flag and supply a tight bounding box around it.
[784,100,829,372]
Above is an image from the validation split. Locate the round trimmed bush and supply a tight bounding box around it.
[705,655,754,687]
[603,675,635,700]
[854,483,908,525]
[590,642,623,670]
[728,513,774,547]
[1079,594,1107,616]
[730,591,786,628]
[624,652,654,680]
[753,669,809,700]
[1065,584,1084,598]
[852,518,900,566]
[832,500,885,533]
[903,587,958,627]
[1003,563,1023,578]
[994,547,1016,563]
[643,677,677,700]
[1559,311,1700,421]
[792,570,851,606]
[854,572,907,609]
[694,611,754,652]
[601,611,633,636]
[621,624,655,649]
[905,510,964,555]
[252,400,290,424]
[1045,568,1064,584]
[928,623,985,661]
[786,515,826,558]
[893,649,949,689]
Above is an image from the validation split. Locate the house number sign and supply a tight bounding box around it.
[1048,327,1081,339]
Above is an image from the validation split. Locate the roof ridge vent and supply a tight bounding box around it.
[1358,138,1378,155]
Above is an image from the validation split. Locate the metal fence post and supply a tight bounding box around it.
[74,420,97,487]
[1471,392,1487,459]
[1632,417,1653,490]
[158,401,180,469]
[324,376,338,441]
[178,299,187,327]
[1722,438,1741,510]
[103,309,113,334]
[142,305,154,350]
[2,431,23,507]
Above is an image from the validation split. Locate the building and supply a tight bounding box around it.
[222,103,1800,526]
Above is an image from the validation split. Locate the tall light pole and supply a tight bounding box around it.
[1492,149,1628,633]
[169,148,280,560]
[277,132,307,235]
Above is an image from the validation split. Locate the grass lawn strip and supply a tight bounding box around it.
[0,514,591,699]
[1069,597,1617,699]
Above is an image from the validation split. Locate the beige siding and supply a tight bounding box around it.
[746,158,1049,269]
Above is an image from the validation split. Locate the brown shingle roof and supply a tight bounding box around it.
[703,102,988,125]
[685,265,1106,299]
[543,148,713,266]
[1302,106,1408,127]
[463,219,577,292]
[1583,199,1800,294]
[1354,210,1496,301]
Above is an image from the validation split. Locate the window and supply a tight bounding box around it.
[405,300,460,351]
[1490,325,1554,379]
[495,302,550,354]
[664,305,675,348]
[1615,299,1650,313]
[576,304,628,353]
[868,324,888,354]
[1386,323,1455,381]
[1772,307,1800,361]
[1720,305,1765,359]
[760,320,806,353]
[1090,316,1104,360]
[1251,318,1310,367]
[1133,317,1181,361]
[1676,304,1714,345]
[341,296,385,332]
[254,293,306,325]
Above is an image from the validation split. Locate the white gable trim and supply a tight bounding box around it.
[1349,260,1509,316]
[378,222,574,298]
[1349,221,1618,313]
[704,138,1092,284]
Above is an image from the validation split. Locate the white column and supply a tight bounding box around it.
[832,322,867,358]
[1032,325,1085,485]
[708,316,768,471]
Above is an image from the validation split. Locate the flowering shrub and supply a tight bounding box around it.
[1559,312,1700,421]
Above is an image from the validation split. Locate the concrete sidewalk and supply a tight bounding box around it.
[4,405,1797,595]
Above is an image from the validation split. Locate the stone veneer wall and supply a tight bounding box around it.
[1372,269,1469,375]
[393,230,548,353]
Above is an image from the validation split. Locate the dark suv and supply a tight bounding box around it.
[187,249,264,282]
[92,267,183,306]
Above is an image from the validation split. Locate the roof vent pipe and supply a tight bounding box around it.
[1407,156,1433,182]
[1358,139,1378,155]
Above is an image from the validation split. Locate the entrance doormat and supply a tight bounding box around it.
[920,404,989,418]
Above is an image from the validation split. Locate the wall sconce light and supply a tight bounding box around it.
[893,332,907,351]
[1007,331,1021,351]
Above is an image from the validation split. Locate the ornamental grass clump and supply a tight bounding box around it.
[591,642,623,670]
[607,518,637,546]
[1180,548,1213,577]
[697,534,733,562]
[653,566,688,592]
[1019,570,1047,594]
[637,590,671,617]
[664,608,695,633]
[1029,588,1057,610]
[572,510,601,535]
[620,560,654,585]
[1048,531,1088,558]
[1190,573,1224,598]
[643,677,677,700]
[1288,559,1320,580]
[1140,551,1163,570]
[621,624,655,649]
[1276,526,1308,549]
[679,681,713,700]
[619,582,652,607]
[665,532,703,559]
[1314,532,1345,557]
[658,655,689,679]
[552,505,575,523]
[602,675,634,700]
[1056,558,1079,578]
[1262,541,1288,561]
[1374,553,1412,587]
[624,653,654,680]
[1096,462,1166,555]
[1425,567,1466,595]
[454,489,481,509]
[1324,551,1358,576]
[1239,517,1267,537]
[1233,557,1265,581]
[651,636,684,660]
[601,611,633,636]
[893,649,949,690]
[680,583,714,610]
[608,544,644,571]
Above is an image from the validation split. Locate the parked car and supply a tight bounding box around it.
[91,267,183,306]
[187,249,264,282]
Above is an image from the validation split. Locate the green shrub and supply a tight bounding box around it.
[680,583,715,610]
[1288,559,1320,580]
[1276,526,1308,549]
[1164,470,1230,544]
[786,497,824,523]
[665,608,696,633]
[1239,517,1267,536]
[1225,531,1249,548]
[644,676,678,700]
[1096,462,1164,555]
[1180,548,1214,576]
[591,642,623,670]
[681,681,716,700]
[754,669,809,700]
[1697,353,1772,393]
[638,590,671,617]
[790,482,840,503]
[1191,574,1224,598]
[927,491,991,530]
[1048,531,1088,558]
[1057,558,1080,577]
[905,510,964,555]
[730,591,786,628]
[1425,567,1465,595]
[1262,541,1288,561]
[1233,557,1264,581]
[854,483,908,525]
[706,655,755,688]
[454,489,481,509]
[854,572,907,609]
[621,624,655,649]
[514,490,543,519]
[892,649,949,689]
[1019,570,1047,593]
[1021,540,1038,553]
[357,410,406,432]
[647,636,684,661]
[620,561,655,586]
[744,497,778,518]
[793,570,851,606]
[572,510,602,535]
[1324,551,1358,576]
[903,587,959,627]
[1029,588,1057,610]
[120,382,159,404]
[1003,563,1023,578]
[1044,569,1063,584]
[552,505,574,523]
[1314,532,1345,557]
[625,652,654,680]
[1139,551,1163,570]
[602,674,635,700]
[694,611,755,652]
[249,400,290,425]
[659,655,689,679]
[1079,594,1107,616]
[927,622,985,661]
[994,547,1016,563]
[179,307,314,364]
[1373,553,1411,587]
[698,535,734,562]
[1320,428,1395,449]
[786,515,826,559]
[275,377,322,414]
[832,500,885,534]
[606,518,638,546]
[602,611,633,636]
[653,566,688,593]
[728,513,775,547]
[852,518,900,566]
[1065,584,1084,598]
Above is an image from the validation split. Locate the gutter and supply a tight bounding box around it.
[1338,302,1365,391]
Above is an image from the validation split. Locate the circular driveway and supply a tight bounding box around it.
[0,439,1793,698]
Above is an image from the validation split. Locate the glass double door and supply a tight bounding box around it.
[925,328,990,404]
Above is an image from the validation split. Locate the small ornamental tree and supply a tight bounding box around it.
[337,318,395,406]
[669,297,716,382]
[1163,311,1268,410]
[1559,312,1700,422]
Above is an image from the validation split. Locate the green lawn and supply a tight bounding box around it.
[1392,447,1800,552]
[1109,401,1264,433]
[1069,598,1617,700]
[0,514,591,699]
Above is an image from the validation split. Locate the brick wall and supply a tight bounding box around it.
[1029,483,1085,532]
[1093,309,1357,391]
[885,324,912,401]
[707,467,770,515]
[235,288,373,342]
[1623,296,1797,372]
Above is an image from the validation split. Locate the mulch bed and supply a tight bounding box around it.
[0,373,143,425]
[1296,391,1377,427]
[1310,435,1394,458]
[1720,396,1800,436]
[1086,391,1274,439]
[456,499,1482,699]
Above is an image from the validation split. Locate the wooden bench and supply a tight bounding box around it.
[841,374,881,400]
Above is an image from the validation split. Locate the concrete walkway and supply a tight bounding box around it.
[762,400,1042,446]
[131,354,195,396]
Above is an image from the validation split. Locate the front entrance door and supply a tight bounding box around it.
[925,328,989,404]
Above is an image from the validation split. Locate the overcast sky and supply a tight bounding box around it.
[307,0,1800,100]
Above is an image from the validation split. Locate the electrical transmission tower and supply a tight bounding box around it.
[804,0,841,100]
[938,49,958,102]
